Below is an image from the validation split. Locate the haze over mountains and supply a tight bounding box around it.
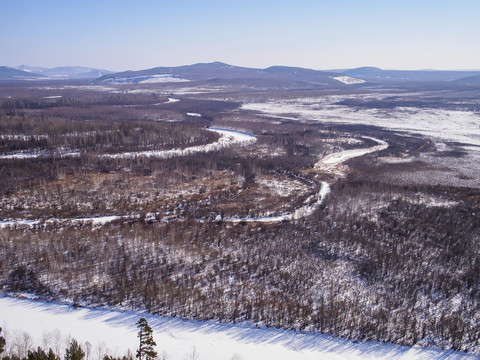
[0,66,45,80]
[94,62,480,85]
[343,67,480,82]
[1,62,480,85]
[94,62,343,85]
[0,65,112,80]
[17,65,113,79]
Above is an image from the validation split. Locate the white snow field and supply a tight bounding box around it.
[241,96,480,148]
[241,95,480,187]
[0,296,477,360]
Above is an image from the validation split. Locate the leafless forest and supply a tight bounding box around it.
[0,77,479,354]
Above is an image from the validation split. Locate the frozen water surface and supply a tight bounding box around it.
[1,296,478,360]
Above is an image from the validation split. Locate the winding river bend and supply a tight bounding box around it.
[98,128,257,159]
[222,135,388,223]
[0,130,388,227]
[0,128,256,160]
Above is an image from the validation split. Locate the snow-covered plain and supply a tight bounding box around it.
[241,95,480,187]
[241,96,480,148]
[1,296,477,360]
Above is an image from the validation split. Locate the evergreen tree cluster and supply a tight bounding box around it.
[0,319,156,360]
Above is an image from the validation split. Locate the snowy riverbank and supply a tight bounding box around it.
[98,128,256,159]
[0,128,257,161]
[0,296,478,360]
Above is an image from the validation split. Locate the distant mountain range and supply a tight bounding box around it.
[342,67,480,82]
[95,62,480,86]
[17,65,113,79]
[94,62,345,86]
[0,66,113,80]
[453,74,480,85]
[2,63,480,85]
[0,66,45,80]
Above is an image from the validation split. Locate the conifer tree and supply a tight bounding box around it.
[65,340,85,360]
[136,318,157,360]
[0,327,5,355]
[28,347,59,360]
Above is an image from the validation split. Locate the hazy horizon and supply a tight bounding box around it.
[8,62,480,73]
[1,0,479,72]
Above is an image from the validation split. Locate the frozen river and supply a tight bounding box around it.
[1,295,478,360]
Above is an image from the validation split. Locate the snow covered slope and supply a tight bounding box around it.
[332,75,366,85]
[0,296,477,360]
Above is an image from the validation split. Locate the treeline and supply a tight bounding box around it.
[0,321,139,360]
[0,320,230,360]
[1,337,110,360]
[0,93,167,114]
[0,98,77,114]
[0,328,139,360]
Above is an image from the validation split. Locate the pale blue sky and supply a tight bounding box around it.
[1,0,479,71]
